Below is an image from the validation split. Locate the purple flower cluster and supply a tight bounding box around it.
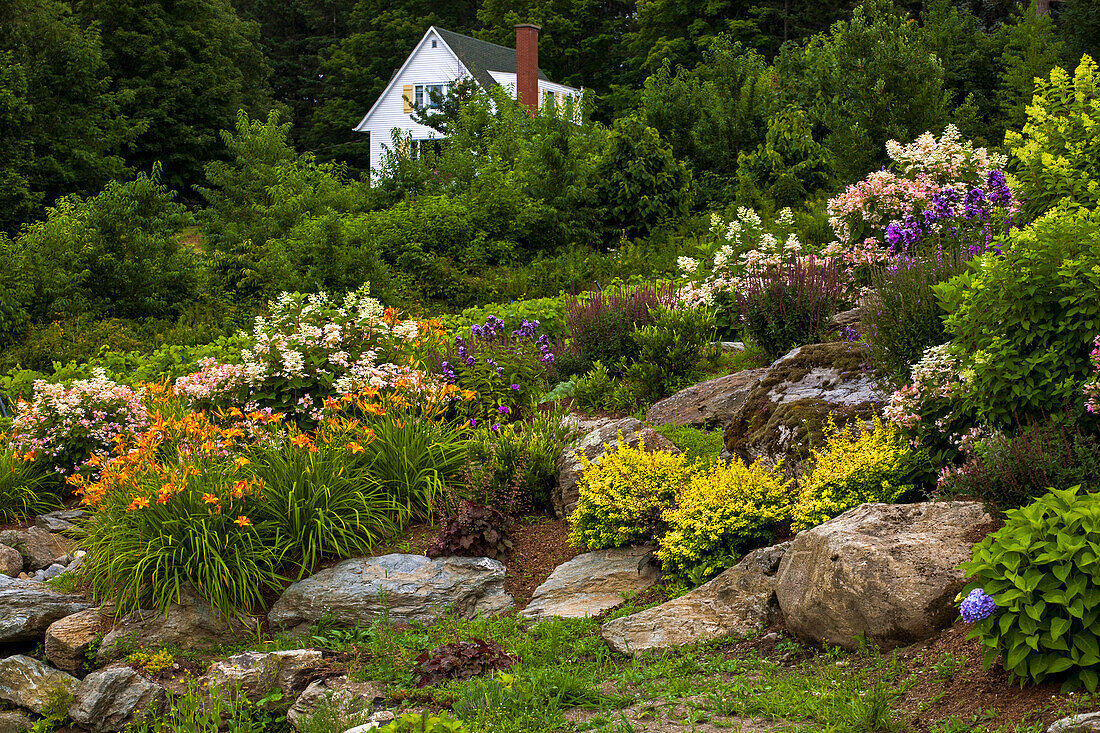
[959,588,997,623]
[439,317,555,385]
[884,170,1016,254]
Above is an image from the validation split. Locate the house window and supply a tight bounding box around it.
[414,85,425,108]
[544,90,556,109]
[431,39,437,48]
[426,84,446,109]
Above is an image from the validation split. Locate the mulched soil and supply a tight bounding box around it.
[502,514,577,609]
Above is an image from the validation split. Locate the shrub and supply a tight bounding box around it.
[440,317,554,423]
[462,410,576,513]
[565,284,671,376]
[1005,55,1100,222]
[740,259,842,359]
[571,361,615,413]
[624,305,720,404]
[10,368,148,475]
[961,485,1100,691]
[568,442,693,550]
[416,638,515,688]
[657,458,791,583]
[247,428,405,578]
[426,502,512,560]
[937,206,1100,428]
[883,343,971,465]
[442,297,570,341]
[791,416,925,533]
[938,420,1100,510]
[0,448,59,521]
[863,244,974,388]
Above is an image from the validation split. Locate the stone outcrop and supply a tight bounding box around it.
[775,501,994,650]
[0,544,21,577]
[646,369,766,429]
[0,574,91,643]
[97,585,258,663]
[68,667,167,732]
[204,650,323,702]
[268,554,512,631]
[46,607,106,672]
[0,655,79,715]
[1049,712,1100,733]
[600,544,788,655]
[0,710,33,733]
[522,546,659,622]
[722,342,887,478]
[286,676,383,730]
[0,527,73,571]
[35,510,86,534]
[553,417,680,519]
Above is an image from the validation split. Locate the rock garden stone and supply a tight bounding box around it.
[344,711,397,733]
[553,416,680,518]
[0,527,73,571]
[0,710,33,733]
[0,655,79,715]
[646,369,766,429]
[286,676,383,730]
[0,544,21,577]
[600,543,788,655]
[268,554,513,631]
[47,607,106,672]
[68,666,167,733]
[35,510,86,534]
[204,650,324,702]
[775,501,994,651]
[720,341,746,352]
[521,546,659,622]
[1049,712,1100,732]
[97,585,259,663]
[721,342,888,478]
[0,574,91,643]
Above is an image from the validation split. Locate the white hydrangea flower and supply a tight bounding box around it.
[677,256,699,274]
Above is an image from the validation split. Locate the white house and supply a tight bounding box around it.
[353,24,582,180]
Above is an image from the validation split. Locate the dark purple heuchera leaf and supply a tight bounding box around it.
[426,501,513,559]
[416,638,515,687]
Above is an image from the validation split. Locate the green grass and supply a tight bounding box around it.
[653,423,724,467]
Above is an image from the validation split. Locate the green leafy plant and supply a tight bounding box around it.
[0,448,59,521]
[378,711,469,733]
[571,361,615,413]
[961,485,1100,691]
[657,457,791,582]
[653,424,725,467]
[740,259,842,359]
[624,305,721,404]
[568,441,694,550]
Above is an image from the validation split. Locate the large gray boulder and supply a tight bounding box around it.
[0,527,73,571]
[522,546,659,622]
[68,667,167,732]
[600,543,788,655]
[204,650,323,702]
[0,574,91,643]
[47,607,105,672]
[776,501,993,651]
[553,417,680,519]
[286,676,383,730]
[1049,712,1100,733]
[722,342,887,479]
[0,544,21,578]
[646,369,766,429]
[268,554,513,631]
[97,585,258,663]
[0,655,79,715]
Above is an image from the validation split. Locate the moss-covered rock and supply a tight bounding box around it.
[722,342,887,477]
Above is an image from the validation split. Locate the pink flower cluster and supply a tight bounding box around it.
[1084,336,1100,413]
[10,369,149,474]
[173,358,250,405]
[883,344,968,443]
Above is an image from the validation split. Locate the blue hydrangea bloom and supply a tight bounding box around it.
[960,588,997,623]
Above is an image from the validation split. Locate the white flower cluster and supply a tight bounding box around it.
[886,124,1006,182]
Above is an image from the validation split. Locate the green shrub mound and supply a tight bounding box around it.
[961,485,1100,691]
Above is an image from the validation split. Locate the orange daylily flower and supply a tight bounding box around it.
[202,493,219,505]
[234,515,252,527]
[126,496,150,511]
[290,434,312,449]
[346,442,364,454]
[234,456,250,469]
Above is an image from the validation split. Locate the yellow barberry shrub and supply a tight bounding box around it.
[790,415,924,533]
[657,458,791,583]
[568,438,694,550]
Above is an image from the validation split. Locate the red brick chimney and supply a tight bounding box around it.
[514,23,541,113]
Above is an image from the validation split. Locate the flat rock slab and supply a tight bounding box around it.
[553,417,680,519]
[69,666,167,733]
[776,501,994,651]
[0,574,91,643]
[1050,712,1100,732]
[0,655,79,715]
[600,544,788,655]
[268,554,513,631]
[205,650,323,701]
[287,676,383,730]
[36,510,86,534]
[522,546,659,622]
[47,607,106,672]
[646,369,766,428]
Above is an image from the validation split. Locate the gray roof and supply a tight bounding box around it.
[435,27,550,92]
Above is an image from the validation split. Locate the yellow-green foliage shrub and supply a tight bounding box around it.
[791,416,922,532]
[568,440,693,550]
[657,459,791,582]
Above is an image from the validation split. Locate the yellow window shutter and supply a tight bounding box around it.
[403,85,413,113]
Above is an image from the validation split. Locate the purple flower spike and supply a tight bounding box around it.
[490,423,500,432]
[497,405,510,415]
[960,588,997,623]
[510,384,520,390]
